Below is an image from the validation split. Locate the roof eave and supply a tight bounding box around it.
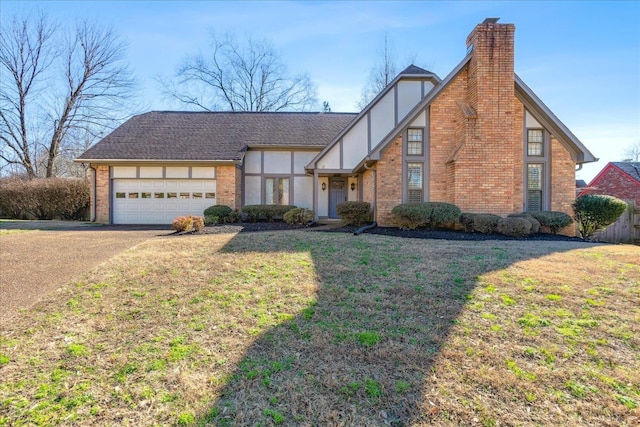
[74,158,242,164]
[514,74,597,164]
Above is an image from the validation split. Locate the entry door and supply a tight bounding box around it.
[329,178,347,218]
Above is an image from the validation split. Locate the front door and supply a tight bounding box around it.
[328,178,347,218]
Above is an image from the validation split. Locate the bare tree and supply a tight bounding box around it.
[357,33,397,109]
[161,33,317,112]
[1,14,136,178]
[0,14,55,177]
[622,141,640,162]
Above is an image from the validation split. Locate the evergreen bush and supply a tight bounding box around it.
[283,207,314,225]
[528,211,573,234]
[572,194,627,239]
[336,201,372,226]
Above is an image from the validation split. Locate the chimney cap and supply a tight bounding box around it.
[482,17,500,24]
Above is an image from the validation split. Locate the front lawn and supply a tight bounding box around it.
[0,231,638,426]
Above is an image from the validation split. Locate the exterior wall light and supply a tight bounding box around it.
[350,182,356,191]
[321,182,326,191]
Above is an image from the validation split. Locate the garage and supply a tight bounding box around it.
[111,166,217,224]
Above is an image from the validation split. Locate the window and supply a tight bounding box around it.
[407,163,423,203]
[141,192,151,199]
[526,164,543,212]
[167,192,177,199]
[115,192,125,199]
[128,192,138,198]
[154,192,164,199]
[192,192,203,199]
[205,192,216,199]
[265,177,289,205]
[527,129,544,156]
[179,192,190,199]
[407,129,424,156]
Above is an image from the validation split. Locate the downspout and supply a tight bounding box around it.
[89,165,96,222]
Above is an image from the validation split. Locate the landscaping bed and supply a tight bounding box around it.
[198,221,591,242]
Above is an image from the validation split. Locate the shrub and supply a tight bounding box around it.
[172,215,204,232]
[572,194,627,239]
[391,202,461,230]
[204,205,240,225]
[0,177,89,220]
[172,216,193,232]
[336,201,372,226]
[497,217,533,237]
[459,213,477,232]
[190,215,204,232]
[242,205,297,222]
[391,203,431,229]
[204,205,232,218]
[528,211,573,234]
[283,207,314,225]
[471,214,502,234]
[204,215,218,226]
[508,213,541,234]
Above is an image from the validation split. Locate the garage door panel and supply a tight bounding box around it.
[113,179,217,224]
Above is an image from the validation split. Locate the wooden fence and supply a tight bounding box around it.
[593,200,640,245]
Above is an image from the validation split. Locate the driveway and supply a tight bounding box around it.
[0,223,170,322]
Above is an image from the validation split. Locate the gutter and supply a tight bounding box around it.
[74,159,242,164]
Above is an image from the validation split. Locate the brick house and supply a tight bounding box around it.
[76,18,596,226]
[578,162,640,205]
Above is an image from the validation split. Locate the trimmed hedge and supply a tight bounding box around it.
[203,205,240,225]
[336,201,372,226]
[471,214,502,234]
[242,205,297,222]
[572,194,627,239]
[391,202,461,229]
[507,213,541,234]
[283,207,314,225]
[204,205,232,218]
[528,211,573,234]
[459,213,478,232]
[497,217,533,237]
[0,177,89,220]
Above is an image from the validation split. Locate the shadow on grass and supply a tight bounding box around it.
[192,230,591,426]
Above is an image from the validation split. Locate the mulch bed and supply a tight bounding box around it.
[195,222,594,242]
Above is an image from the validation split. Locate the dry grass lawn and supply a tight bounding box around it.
[0,230,638,426]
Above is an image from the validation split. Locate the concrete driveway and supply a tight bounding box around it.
[0,222,170,322]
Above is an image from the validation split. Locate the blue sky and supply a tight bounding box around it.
[2,0,639,182]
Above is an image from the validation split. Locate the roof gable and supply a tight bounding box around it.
[77,111,357,162]
[589,162,640,187]
[514,76,596,164]
[611,162,640,183]
[306,65,440,171]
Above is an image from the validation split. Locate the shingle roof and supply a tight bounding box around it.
[399,64,433,75]
[77,111,357,162]
[612,162,640,183]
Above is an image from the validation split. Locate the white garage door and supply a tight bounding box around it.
[113,179,216,224]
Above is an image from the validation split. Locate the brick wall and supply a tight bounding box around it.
[581,166,640,205]
[362,169,375,207]
[216,165,241,209]
[429,69,468,204]
[551,136,577,215]
[93,164,110,223]
[376,135,403,225]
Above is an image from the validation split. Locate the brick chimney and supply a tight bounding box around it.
[466,18,515,117]
[460,18,518,214]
